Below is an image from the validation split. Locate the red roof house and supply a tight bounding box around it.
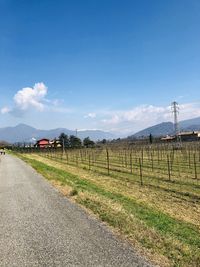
[35,138,50,148]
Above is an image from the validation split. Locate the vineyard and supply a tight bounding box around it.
[19,142,200,186]
[15,142,200,267]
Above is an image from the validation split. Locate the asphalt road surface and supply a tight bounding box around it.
[0,154,153,267]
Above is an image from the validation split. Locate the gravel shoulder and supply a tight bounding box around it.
[0,154,153,267]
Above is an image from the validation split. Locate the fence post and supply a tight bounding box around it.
[194,154,197,179]
[151,153,154,171]
[76,151,78,166]
[88,154,91,170]
[188,151,191,168]
[66,151,68,163]
[167,155,171,181]
[106,148,110,175]
[125,150,127,167]
[130,151,133,174]
[139,158,143,185]
[141,149,144,164]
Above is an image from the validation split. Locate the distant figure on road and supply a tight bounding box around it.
[0,148,5,155]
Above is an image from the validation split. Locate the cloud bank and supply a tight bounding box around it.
[1,83,200,134]
[87,102,200,133]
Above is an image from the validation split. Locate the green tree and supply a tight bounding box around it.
[59,133,70,148]
[83,137,95,148]
[149,133,153,144]
[69,135,82,148]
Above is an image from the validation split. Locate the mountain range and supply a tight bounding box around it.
[132,116,200,138]
[0,124,115,143]
[1,116,200,143]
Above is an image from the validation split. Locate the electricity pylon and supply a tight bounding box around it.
[171,101,180,141]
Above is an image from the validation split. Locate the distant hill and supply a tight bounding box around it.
[179,117,200,130]
[130,116,200,138]
[132,122,174,137]
[0,124,114,143]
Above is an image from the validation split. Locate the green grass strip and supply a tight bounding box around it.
[21,156,200,249]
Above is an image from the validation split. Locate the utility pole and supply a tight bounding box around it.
[171,101,180,141]
[75,129,78,137]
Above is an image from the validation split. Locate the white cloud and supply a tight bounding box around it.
[0,82,72,117]
[84,112,96,119]
[100,102,200,133]
[179,102,200,120]
[14,82,47,111]
[1,106,11,114]
[102,105,171,125]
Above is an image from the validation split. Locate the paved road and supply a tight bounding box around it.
[0,154,152,267]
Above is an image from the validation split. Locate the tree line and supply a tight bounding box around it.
[58,133,95,148]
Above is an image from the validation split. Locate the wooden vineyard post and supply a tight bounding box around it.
[106,148,110,175]
[194,154,197,179]
[80,150,83,164]
[130,151,133,174]
[167,155,171,181]
[170,152,173,172]
[125,150,127,168]
[188,151,191,168]
[141,149,144,164]
[76,152,78,166]
[177,157,180,178]
[151,153,154,171]
[92,152,95,167]
[121,151,123,168]
[66,151,68,163]
[88,154,91,170]
[139,158,143,186]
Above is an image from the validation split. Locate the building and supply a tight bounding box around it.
[161,131,200,142]
[178,131,200,142]
[161,135,175,142]
[35,138,50,148]
[49,139,62,148]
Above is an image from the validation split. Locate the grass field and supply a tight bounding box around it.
[15,146,200,267]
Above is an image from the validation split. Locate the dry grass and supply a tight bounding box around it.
[24,153,200,228]
[76,191,171,267]
[50,180,74,196]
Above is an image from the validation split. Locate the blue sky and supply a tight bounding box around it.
[0,0,200,134]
